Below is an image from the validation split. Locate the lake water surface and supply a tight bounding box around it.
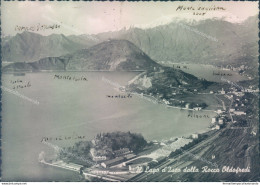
[162,63,248,82]
[2,71,218,181]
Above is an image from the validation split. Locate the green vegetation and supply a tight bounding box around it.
[58,131,147,166]
[94,131,147,153]
[58,140,93,167]
[128,67,221,110]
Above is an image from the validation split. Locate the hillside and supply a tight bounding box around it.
[128,67,210,91]
[126,67,216,108]
[3,56,68,72]
[65,40,160,71]
[3,40,160,72]
[2,32,99,62]
[96,15,258,66]
[2,16,257,69]
[58,131,147,166]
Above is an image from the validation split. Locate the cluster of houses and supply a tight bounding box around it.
[88,145,166,176]
[210,86,250,130]
[100,148,137,169]
[221,64,248,72]
[211,115,226,130]
[227,94,247,116]
[230,109,246,116]
[89,147,138,170]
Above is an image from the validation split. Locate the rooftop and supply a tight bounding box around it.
[102,157,125,166]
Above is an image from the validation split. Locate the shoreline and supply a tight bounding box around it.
[44,71,219,178]
[129,90,216,113]
[124,73,218,142]
[3,70,145,74]
[39,160,81,173]
[39,160,119,182]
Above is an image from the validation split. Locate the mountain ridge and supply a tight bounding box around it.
[2,31,99,63]
[2,15,258,71]
[3,40,160,72]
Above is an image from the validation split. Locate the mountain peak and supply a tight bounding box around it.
[16,31,41,38]
[132,12,255,30]
[68,39,159,71]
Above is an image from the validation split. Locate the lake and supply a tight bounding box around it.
[160,63,248,82]
[1,71,217,181]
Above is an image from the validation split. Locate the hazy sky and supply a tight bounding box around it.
[1,1,259,36]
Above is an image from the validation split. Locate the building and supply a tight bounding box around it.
[192,133,199,139]
[234,92,244,97]
[224,95,233,100]
[156,157,167,163]
[160,142,166,146]
[101,157,125,168]
[216,109,223,114]
[251,131,256,136]
[215,125,220,130]
[125,154,137,161]
[220,88,225,94]
[90,148,107,161]
[219,119,223,125]
[245,89,254,93]
[113,148,131,157]
[93,156,107,161]
[211,117,216,123]
[163,99,170,105]
[230,109,235,113]
[129,165,144,173]
[91,168,128,175]
[234,111,246,116]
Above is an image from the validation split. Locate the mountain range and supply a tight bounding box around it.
[3,38,212,94]
[2,32,99,63]
[3,40,160,72]
[2,15,258,68]
[95,15,258,66]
